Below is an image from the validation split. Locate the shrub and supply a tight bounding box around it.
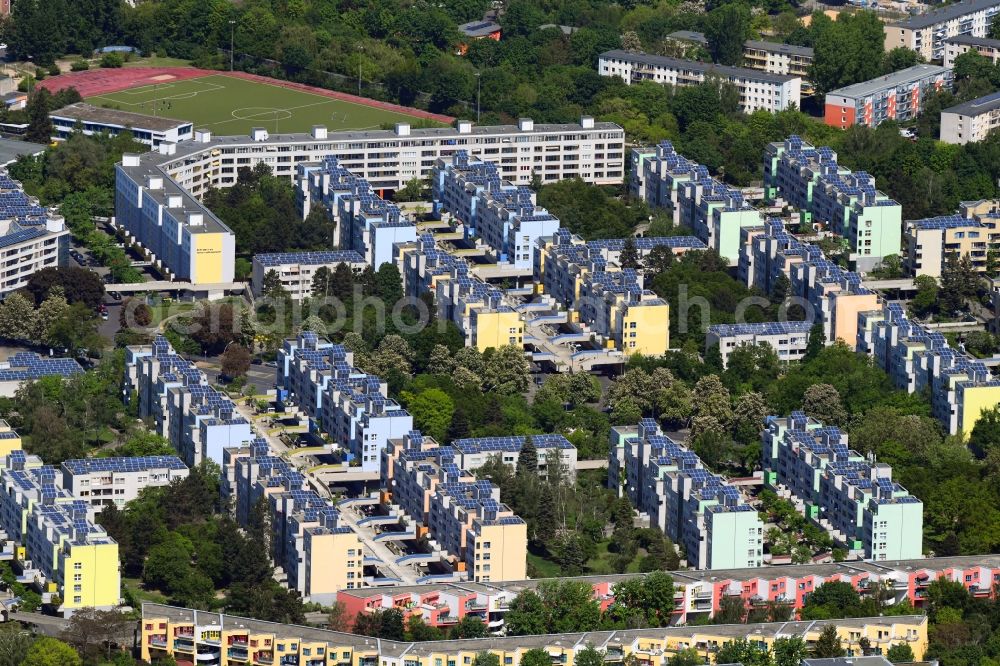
[100,52,125,68]
[70,60,90,72]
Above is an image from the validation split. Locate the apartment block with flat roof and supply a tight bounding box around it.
[944,33,1000,66]
[251,250,367,300]
[823,65,952,129]
[0,170,70,299]
[50,103,194,148]
[663,32,814,77]
[885,0,1000,61]
[598,50,802,113]
[941,90,1000,143]
[432,152,560,270]
[383,432,528,582]
[764,137,902,272]
[277,332,413,473]
[609,419,763,570]
[706,321,814,367]
[0,450,120,615]
[61,456,188,511]
[452,434,577,481]
[903,206,1000,276]
[141,603,931,666]
[762,412,923,561]
[222,441,366,601]
[124,336,255,467]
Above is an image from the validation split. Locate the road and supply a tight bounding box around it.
[227,394,418,585]
[9,611,69,636]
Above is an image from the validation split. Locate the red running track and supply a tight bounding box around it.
[37,67,454,124]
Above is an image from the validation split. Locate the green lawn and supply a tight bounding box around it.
[86,73,442,135]
[123,56,193,68]
[123,577,169,605]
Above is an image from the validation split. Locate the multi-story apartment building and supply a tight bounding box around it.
[885,0,1000,61]
[382,432,527,582]
[764,137,902,271]
[903,203,1000,275]
[277,332,413,473]
[0,171,70,299]
[337,554,1000,630]
[50,103,194,148]
[737,220,879,349]
[638,142,763,264]
[0,450,120,615]
[823,65,952,129]
[706,321,813,367]
[598,50,802,113]
[222,440,366,602]
[664,32,815,77]
[116,119,625,287]
[125,336,255,466]
[944,33,1000,66]
[0,352,83,397]
[858,302,1000,436]
[940,90,1000,143]
[451,434,577,481]
[296,157,417,269]
[762,413,923,561]
[61,456,189,511]
[141,603,930,666]
[251,250,367,300]
[431,152,560,269]
[534,230,674,355]
[609,419,763,570]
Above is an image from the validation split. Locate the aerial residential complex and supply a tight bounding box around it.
[902,201,1000,276]
[451,434,577,480]
[338,554,1000,629]
[823,65,952,129]
[141,603,930,666]
[251,250,367,300]
[764,136,902,271]
[125,337,256,467]
[0,449,120,615]
[277,332,413,473]
[597,50,802,113]
[884,0,1000,61]
[431,151,560,270]
[382,432,528,582]
[608,419,764,570]
[222,440,365,602]
[706,321,814,368]
[60,456,188,511]
[940,90,1000,144]
[762,413,923,561]
[944,33,1000,66]
[50,102,194,148]
[115,119,625,287]
[0,170,70,299]
[637,141,762,264]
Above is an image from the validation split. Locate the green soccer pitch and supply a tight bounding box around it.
[85,73,442,135]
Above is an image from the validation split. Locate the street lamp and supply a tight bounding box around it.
[357,45,364,97]
[475,71,481,123]
[229,20,236,72]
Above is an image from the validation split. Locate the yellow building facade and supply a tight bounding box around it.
[141,604,929,666]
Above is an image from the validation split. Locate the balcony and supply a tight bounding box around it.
[255,652,275,664]
[228,647,249,661]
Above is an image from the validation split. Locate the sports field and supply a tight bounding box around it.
[84,73,446,135]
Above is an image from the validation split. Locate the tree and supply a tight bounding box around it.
[773,637,809,666]
[0,292,37,342]
[886,643,915,663]
[970,406,1000,459]
[715,639,772,666]
[811,625,845,658]
[473,653,500,666]
[26,88,53,144]
[705,3,751,66]
[481,345,530,395]
[517,436,538,475]
[910,275,939,318]
[221,343,252,379]
[575,645,606,666]
[939,254,979,316]
[536,483,556,543]
[21,637,81,666]
[504,590,547,636]
[520,649,553,666]
[811,12,886,93]
[804,322,825,360]
[401,388,454,442]
[261,270,287,299]
[60,609,134,663]
[25,267,105,308]
[0,623,34,666]
[620,236,640,270]
[802,383,848,427]
[883,47,921,73]
[990,12,1000,39]
[452,616,489,639]
[312,266,332,298]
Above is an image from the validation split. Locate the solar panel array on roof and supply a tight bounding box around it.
[0,353,83,382]
[62,456,187,475]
